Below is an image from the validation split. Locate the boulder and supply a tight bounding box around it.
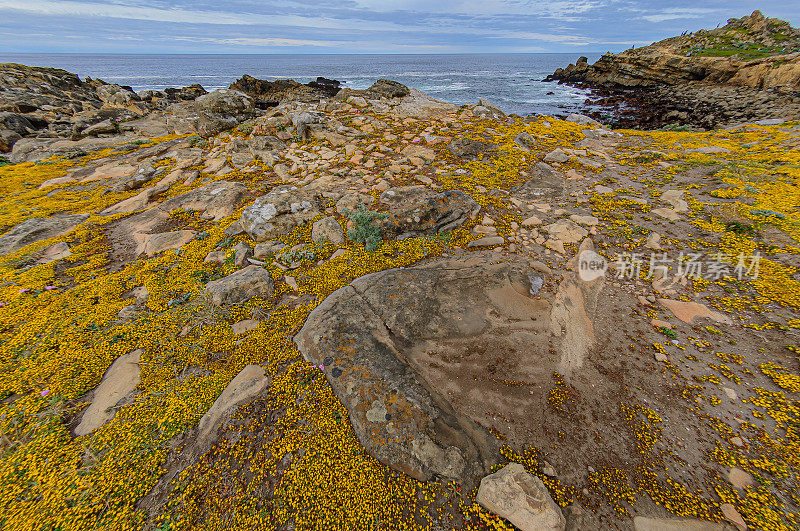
[295,255,561,484]
[378,186,480,239]
[543,219,589,245]
[239,185,319,241]
[205,265,274,306]
[134,230,196,257]
[311,216,345,245]
[194,89,255,138]
[511,163,564,200]
[447,138,497,159]
[0,213,88,255]
[75,350,142,436]
[476,463,566,531]
[196,365,270,443]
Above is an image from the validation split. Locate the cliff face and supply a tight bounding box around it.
[547,11,800,91]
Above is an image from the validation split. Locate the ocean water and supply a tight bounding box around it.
[0,53,599,117]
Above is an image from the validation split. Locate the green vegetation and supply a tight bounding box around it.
[345,204,388,251]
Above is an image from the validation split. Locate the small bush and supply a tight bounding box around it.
[345,204,388,251]
[187,135,208,148]
[0,156,10,167]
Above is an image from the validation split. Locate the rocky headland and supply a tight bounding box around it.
[0,43,798,531]
[547,11,800,129]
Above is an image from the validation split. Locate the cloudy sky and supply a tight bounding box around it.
[0,0,797,54]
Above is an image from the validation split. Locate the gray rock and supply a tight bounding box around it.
[232,241,253,267]
[205,265,274,306]
[477,463,566,530]
[239,185,319,241]
[511,162,564,200]
[447,138,497,159]
[378,186,480,239]
[194,89,255,138]
[196,364,270,443]
[566,113,599,125]
[0,213,88,255]
[311,216,345,245]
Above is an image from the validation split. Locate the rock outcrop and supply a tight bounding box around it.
[546,11,800,129]
[295,255,565,484]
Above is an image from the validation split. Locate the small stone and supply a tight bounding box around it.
[284,275,299,291]
[522,215,543,227]
[723,387,738,401]
[645,232,662,250]
[731,437,744,447]
[655,352,668,363]
[721,503,747,531]
[727,467,755,490]
[468,236,504,248]
[231,319,259,335]
[477,463,566,531]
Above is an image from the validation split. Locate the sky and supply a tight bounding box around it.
[0,0,797,54]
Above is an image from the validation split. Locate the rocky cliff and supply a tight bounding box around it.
[548,10,800,90]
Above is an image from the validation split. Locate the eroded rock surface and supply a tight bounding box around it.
[295,255,563,484]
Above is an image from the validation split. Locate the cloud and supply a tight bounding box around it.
[641,8,719,23]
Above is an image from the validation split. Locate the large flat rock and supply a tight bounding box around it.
[295,254,564,484]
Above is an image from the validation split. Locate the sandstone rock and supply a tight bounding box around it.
[253,240,286,259]
[447,138,497,159]
[544,219,588,245]
[379,186,480,239]
[728,467,755,489]
[658,299,733,325]
[550,239,605,373]
[311,216,345,245]
[720,503,747,531]
[511,163,564,200]
[661,190,689,212]
[652,208,681,222]
[134,230,196,257]
[476,462,566,531]
[75,350,142,436]
[566,114,599,125]
[569,214,599,226]
[0,213,88,255]
[544,148,570,163]
[239,185,318,241]
[522,215,543,227]
[205,265,274,306]
[468,236,505,248]
[36,242,72,264]
[101,184,167,215]
[295,256,555,483]
[196,364,270,442]
[232,241,253,267]
[645,232,662,250]
[204,250,226,264]
[231,319,260,335]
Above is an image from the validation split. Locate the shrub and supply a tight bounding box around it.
[345,204,388,251]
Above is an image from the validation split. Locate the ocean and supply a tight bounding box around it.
[0,53,599,117]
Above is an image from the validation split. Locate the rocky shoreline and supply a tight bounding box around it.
[0,26,799,531]
[546,11,800,130]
